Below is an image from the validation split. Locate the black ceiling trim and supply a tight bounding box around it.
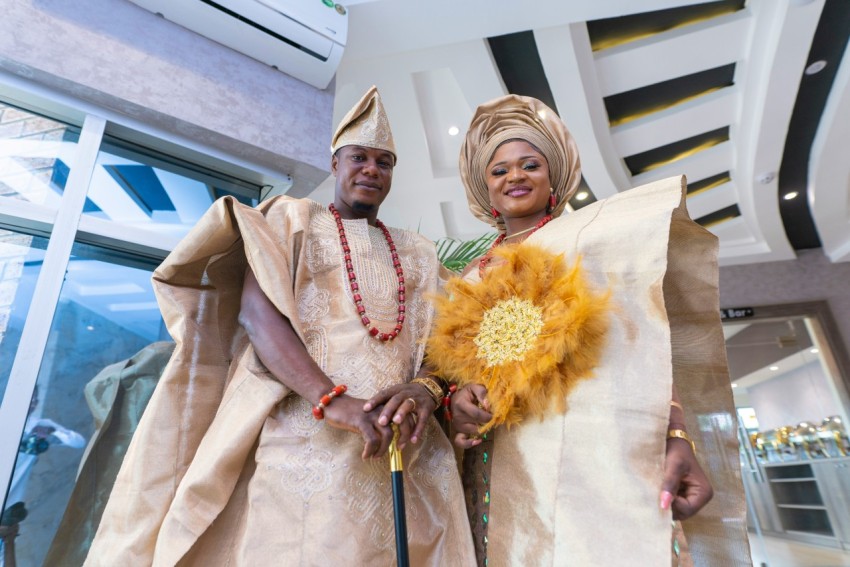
[487,31,559,115]
[695,204,740,228]
[777,0,850,250]
[687,171,731,196]
[586,0,745,52]
[623,126,729,176]
[604,63,736,127]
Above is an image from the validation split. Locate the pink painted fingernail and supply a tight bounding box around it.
[660,491,673,510]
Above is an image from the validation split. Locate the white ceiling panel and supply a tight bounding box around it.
[594,11,749,97]
[611,87,738,157]
[686,180,737,219]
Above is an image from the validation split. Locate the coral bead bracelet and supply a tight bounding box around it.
[312,384,348,420]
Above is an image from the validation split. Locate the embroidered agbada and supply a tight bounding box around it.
[85,196,475,566]
[449,177,751,566]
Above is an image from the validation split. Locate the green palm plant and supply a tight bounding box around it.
[435,233,497,273]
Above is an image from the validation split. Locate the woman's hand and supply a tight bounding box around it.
[452,384,492,449]
[660,437,714,520]
[322,396,395,460]
[363,383,437,449]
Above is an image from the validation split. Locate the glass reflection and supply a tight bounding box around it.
[727,318,848,464]
[83,138,258,240]
[0,230,48,401]
[0,102,80,207]
[5,242,171,567]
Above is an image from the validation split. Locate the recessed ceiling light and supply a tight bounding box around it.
[805,60,827,75]
[783,191,799,200]
[575,190,589,201]
[810,348,819,354]
[756,171,775,184]
[448,126,459,136]
[769,365,779,371]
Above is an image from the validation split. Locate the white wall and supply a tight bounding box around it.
[747,361,843,430]
[0,0,334,194]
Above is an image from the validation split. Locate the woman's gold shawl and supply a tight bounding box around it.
[456,176,751,566]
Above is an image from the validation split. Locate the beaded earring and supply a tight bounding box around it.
[491,207,501,218]
[547,191,557,213]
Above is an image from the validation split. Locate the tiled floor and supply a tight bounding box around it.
[749,534,850,567]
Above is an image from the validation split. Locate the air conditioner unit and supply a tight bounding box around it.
[128,0,349,89]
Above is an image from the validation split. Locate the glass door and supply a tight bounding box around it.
[724,302,850,565]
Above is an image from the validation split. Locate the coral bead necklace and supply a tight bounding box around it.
[329,203,406,341]
[478,214,553,278]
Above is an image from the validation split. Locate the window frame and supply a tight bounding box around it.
[0,72,288,506]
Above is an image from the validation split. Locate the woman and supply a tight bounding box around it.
[424,95,750,566]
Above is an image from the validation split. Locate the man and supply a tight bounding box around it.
[85,87,475,565]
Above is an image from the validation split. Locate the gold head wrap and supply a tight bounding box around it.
[330,85,397,162]
[459,94,581,229]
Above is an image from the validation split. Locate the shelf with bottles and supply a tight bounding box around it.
[749,415,849,464]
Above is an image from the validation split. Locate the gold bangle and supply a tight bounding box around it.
[411,377,444,406]
[670,400,684,413]
[667,429,696,455]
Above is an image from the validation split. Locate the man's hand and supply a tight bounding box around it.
[451,384,492,449]
[241,267,397,459]
[363,383,437,449]
[660,437,714,520]
[322,396,395,460]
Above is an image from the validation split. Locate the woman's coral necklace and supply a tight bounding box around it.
[478,214,553,278]
[329,204,406,341]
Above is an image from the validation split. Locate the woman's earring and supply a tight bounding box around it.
[491,207,501,219]
[548,192,557,213]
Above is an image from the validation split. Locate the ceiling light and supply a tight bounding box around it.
[805,60,827,75]
[575,190,589,201]
[783,191,799,200]
[756,172,776,184]
[731,383,738,388]
[810,348,819,354]
[448,126,459,136]
[769,365,779,371]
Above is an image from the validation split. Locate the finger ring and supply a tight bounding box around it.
[406,397,416,411]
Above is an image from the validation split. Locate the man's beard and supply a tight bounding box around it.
[351,200,376,214]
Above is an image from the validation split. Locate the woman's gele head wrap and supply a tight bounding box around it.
[459,94,581,228]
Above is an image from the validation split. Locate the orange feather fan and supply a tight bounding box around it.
[426,242,610,431]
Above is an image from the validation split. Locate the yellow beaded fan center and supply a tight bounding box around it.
[474,297,544,367]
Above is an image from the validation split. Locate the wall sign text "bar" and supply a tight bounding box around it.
[720,307,754,320]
